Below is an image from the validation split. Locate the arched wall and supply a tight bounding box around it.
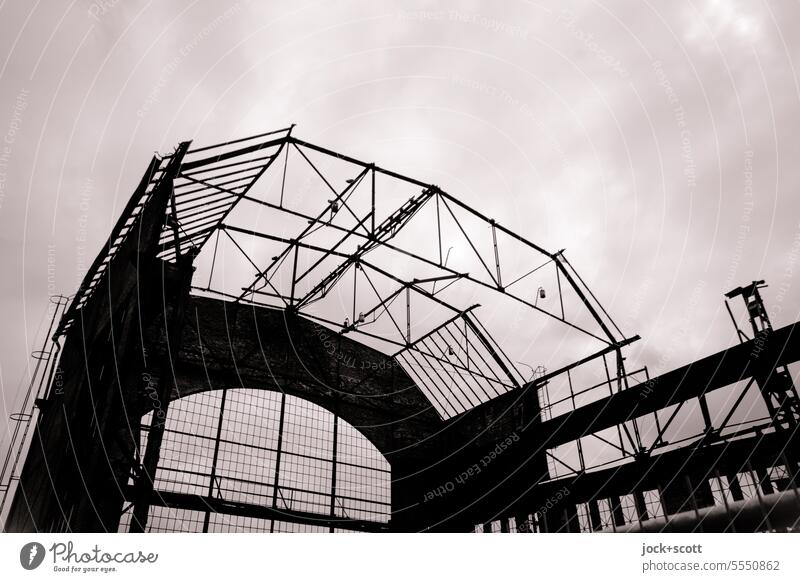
[145,296,542,532]
[159,296,445,460]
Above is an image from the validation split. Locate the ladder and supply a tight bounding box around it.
[0,295,69,527]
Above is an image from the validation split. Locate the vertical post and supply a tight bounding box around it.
[290,243,299,308]
[684,475,702,532]
[129,260,193,532]
[129,144,193,533]
[207,229,221,289]
[491,221,502,288]
[555,262,565,319]
[713,469,736,533]
[727,473,744,502]
[406,287,411,344]
[279,140,289,207]
[747,461,774,531]
[329,413,339,533]
[270,393,286,533]
[564,504,579,533]
[616,349,642,451]
[203,388,228,532]
[602,353,627,454]
[610,495,625,528]
[633,490,649,523]
[698,394,713,432]
[566,369,585,470]
[757,467,775,495]
[587,499,602,531]
[779,453,800,528]
[352,263,358,322]
[370,165,376,235]
[657,486,669,521]
[435,193,442,266]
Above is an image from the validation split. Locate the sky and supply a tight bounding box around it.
[1,0,800,461]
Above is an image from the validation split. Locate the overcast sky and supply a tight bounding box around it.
[2,0,800,452]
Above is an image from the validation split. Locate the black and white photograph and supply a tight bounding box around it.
[1,1,799,579]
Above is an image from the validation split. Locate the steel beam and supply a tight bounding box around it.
[530,322,800,449]
[127,488,389,533]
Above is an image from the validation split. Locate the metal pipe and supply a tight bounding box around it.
[607,489,800,533]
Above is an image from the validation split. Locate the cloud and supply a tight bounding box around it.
[2,0,800,460]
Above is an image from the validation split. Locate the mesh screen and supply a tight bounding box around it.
[122,388,390,532]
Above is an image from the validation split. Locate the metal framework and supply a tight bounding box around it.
[57,125,636,420]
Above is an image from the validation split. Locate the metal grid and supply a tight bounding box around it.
[126,388,390,532]
[335,419,390,522]
[158,127,294,262]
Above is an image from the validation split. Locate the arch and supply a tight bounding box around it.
[160,295,445,459]
[120,387,391,533]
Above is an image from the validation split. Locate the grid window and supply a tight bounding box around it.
[643,489,664,519]
[769,465,789,491]
[738,471,759,499]
[576,503,592,532]
[131,388,391,533]
[618,494,637,524]
[709,476,732,506]
[597,499,614,529]
[147,507,206,533]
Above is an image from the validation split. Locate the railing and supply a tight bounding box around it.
[0,294,69,527]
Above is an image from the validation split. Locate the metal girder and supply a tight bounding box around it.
[529,321,800,451]
[292,187,436,310]
[532,427,800,509]
[56,127,638,426]
[125,488,389,533]
[179,130,637,419]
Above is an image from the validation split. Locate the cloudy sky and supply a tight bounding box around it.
[1,0,800,452]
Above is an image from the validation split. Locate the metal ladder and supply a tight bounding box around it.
[0,294,69,527]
